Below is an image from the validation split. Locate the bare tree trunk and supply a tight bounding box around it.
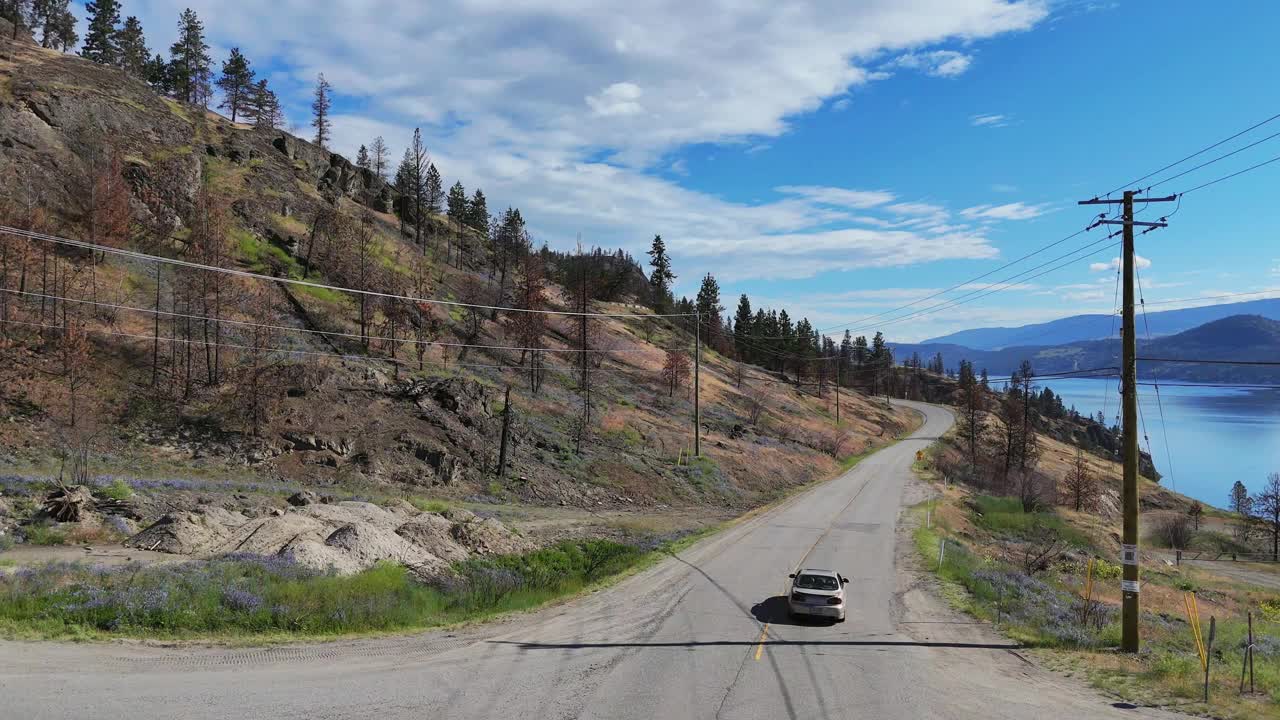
[151,263,161,387]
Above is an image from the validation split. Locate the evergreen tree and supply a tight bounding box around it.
[695,273,722,341]
[145,53,171,94]
[1230,481,1253,517]
[646,234,675,311]
[395,129,430,247]
[446,181,468,226]
[355,145,370,170]
[370,136,389,180]
[311,73,332,148]
[169,8,212,105]
[216,47,255,122]
[466,189,488,231]
[32,0,77,51]
[5,0,32,41]
[424,163,443,214]
[733,294,753,359]
[116,15,148,75]
[80,0,121,65]
[248,79,283,128]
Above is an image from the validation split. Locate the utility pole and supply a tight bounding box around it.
[694,311,701,457]
[1078,189,1174,652]
[497,385,512,480]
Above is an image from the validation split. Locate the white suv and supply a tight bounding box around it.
[787,569,847,622]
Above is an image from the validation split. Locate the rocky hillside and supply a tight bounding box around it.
[0,24,916,541]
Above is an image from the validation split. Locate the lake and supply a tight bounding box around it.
[1038,378,1280,509]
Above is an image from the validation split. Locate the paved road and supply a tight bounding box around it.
[0,401,1172,719]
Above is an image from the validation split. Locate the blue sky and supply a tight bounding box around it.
[78,1,1280,341]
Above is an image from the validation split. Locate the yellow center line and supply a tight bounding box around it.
[754,624,770,661]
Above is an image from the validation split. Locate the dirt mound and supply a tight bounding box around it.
[125,507,249,554]
[394,514,470,563]
[127,501,528,575]
[451,517,534,556]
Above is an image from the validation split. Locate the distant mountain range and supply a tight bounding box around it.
[892,314,1280,384]
[920,299,1280,350]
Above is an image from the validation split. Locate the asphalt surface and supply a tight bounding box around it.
[0,401,1176,719]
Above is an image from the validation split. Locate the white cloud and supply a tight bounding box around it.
[1090,255,1153,272]
[887,50,974,77]
[745,143,772,155]
[776,185,895,209]
[887,201,947,216]
[831,97,852,112]
[960,201,1050,221]
[970,113,1009,127]
[586,82,644,117]
[129,0,1048,282]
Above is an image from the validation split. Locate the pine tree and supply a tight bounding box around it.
[424,163,443,214]
[733,294,752,359]
[695,273,722,341]
[248,79,283,129]
[80,0,121,65]
[369,136,389,180]
[32,0,77,51]
[466,189,488,231]
[646,235,675,311]
[1230,481,1252,517]
[145,53,171,94]
[446,181,468,226]
[116,15,148,75]
[5,0,33,41]
[356,145,370,170]
[393,129,430,247]
[216,47,255,122]
[311,73,332,148]
[169,8,212,105]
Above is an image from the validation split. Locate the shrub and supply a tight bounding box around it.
[101,479,134,501]
[1152,513,1194,549]
[22,522,67,546]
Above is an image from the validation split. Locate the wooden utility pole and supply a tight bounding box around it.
[694,311,701,457]
[835,363,841,426]
[1078,190,1174,652]
[497,385,512,479]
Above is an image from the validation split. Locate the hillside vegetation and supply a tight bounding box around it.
[0,24,917,562]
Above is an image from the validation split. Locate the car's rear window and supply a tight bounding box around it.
[795,574,838,590]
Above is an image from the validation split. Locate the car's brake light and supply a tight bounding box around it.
[826,596,842,606]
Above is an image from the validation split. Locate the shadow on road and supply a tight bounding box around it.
[488,638,1022,651]
[750,595,835,627]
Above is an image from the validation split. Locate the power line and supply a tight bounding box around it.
[1144,129,1280,192]
[0,226,693,319]
[1133,289,1280,307]
[0,287,680,356]
[1179,153,1280,196]
[0,316,545,373]
[1100,111,1280,196]
[835,232,1125,339]
[1136,381,1280,390]
[812,225,1099,336]
[1137,267,1175,494]
[1137,357,1280,366]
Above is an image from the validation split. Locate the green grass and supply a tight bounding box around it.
[0,539,653,640]
[20,523,67,546]
[407,498,452,514]
[971,496,1093,548]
